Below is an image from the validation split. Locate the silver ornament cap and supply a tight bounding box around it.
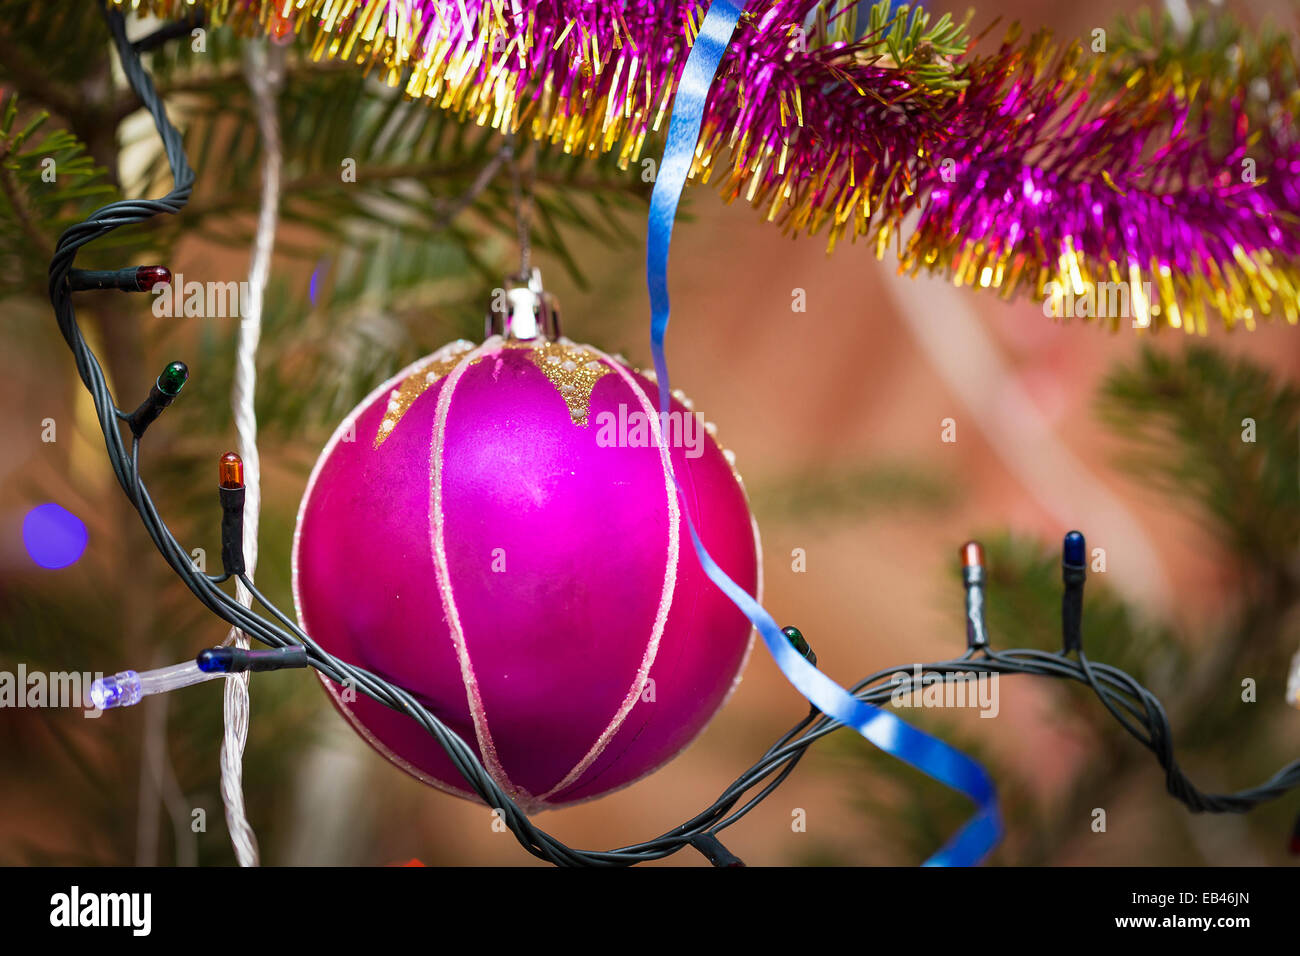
[486,267,560,342]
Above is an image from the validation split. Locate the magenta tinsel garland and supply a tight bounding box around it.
[111,0,1300,328]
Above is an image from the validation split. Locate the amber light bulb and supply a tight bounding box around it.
[219,452,244,490]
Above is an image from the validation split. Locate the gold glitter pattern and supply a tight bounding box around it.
[525,341,611,426]
[374,343,479,448]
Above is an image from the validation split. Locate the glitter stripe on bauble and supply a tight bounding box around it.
[112,0,1299,331]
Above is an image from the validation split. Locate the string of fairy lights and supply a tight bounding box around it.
[52,5,1300,865]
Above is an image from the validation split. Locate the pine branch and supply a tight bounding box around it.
[0,32,85,122]
[126,57,646,277]
[1098,346,1300,577]
[0,151,54,261]
[173,160,489,226]
[0,95,126,296]
[110,57,355,125]
[0,0,119,127]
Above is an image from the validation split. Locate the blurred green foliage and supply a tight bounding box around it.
[811,345,1300,865]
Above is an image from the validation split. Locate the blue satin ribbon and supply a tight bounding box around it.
[644,0,1001,866]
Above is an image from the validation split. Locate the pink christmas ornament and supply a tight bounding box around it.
[293,281,760,812]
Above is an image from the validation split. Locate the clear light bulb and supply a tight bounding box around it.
[89,660,222,710]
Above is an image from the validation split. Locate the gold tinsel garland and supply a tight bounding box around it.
[105,0,1300,333]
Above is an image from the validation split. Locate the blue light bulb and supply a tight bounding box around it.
[1063,530,1086,567]
[196,648,234,673]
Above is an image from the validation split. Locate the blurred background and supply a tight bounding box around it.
[1,0,1298,866]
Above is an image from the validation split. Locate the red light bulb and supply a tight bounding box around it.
[134,265,172,292]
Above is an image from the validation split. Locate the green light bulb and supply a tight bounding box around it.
[782,626,810,659]
[157,361,188,397]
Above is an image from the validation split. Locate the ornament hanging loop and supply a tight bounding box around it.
[486,267,561,342]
